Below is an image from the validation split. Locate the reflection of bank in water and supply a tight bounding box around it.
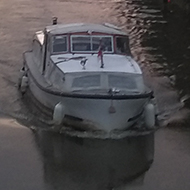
[34,130,154,190]
[112,0,190,126]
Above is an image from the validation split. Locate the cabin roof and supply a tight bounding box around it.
[51,54,142,74]
[45,23,127,36]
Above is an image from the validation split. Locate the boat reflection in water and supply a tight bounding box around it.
[34,130,154,190]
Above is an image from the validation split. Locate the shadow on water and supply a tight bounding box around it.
[113,0,190,126]
[34,130,154,190]
[0,114,155,190]
[141,0,190,125]
[140,1,190,101]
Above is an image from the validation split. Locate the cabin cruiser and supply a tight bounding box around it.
[19,22,155,133]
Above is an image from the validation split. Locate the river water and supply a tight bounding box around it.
[113,0,190,126]
[2,116,190,190]
[1,0,190,189]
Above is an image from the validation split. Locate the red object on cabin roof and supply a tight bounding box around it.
[97,48,103,58]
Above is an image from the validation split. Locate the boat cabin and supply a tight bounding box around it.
[33,23,131,58]
[30,23,145,94]
[21,23,154,132]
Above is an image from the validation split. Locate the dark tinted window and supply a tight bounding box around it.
[116,37,131,54]
[52,36,67,53]
[92,37,112,52]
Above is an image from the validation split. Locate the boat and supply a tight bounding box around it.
[18,21,156,133]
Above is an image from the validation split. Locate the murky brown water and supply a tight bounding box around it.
[0,115,44,190]
[2,116,190,190]
[36,130,154,190]
[1,0,190,189]
[0,115,154,190]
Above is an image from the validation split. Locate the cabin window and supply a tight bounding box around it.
[116,37,131,54]
[72,75,100,88]
[71,35,113,53]
[92,37,112,52]
[52,35,68,53]
[72,36,91,51]
[108,75,137,90]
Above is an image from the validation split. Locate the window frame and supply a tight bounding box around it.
[71,74,102,91]
[115,36,131,55]
[51,35,69,54]
[70,35,114,53]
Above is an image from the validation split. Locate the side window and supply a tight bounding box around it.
[52,35,68,53]
[33,40,42,67]
[116,37,131,55]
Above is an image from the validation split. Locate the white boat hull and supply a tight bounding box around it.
[28,72,148,132]
[20,22,156,133]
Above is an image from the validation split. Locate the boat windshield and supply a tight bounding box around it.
[72,75,101,89]
[70,73,145,93]
[71,35,113,53]
[108,75,137,90]
[116,36,131,55]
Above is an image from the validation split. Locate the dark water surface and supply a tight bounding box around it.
[0,115,44,190]
[36,130,154,190]
[0,115,154,190]
[2,116,190,190]
[113,0,190,126]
